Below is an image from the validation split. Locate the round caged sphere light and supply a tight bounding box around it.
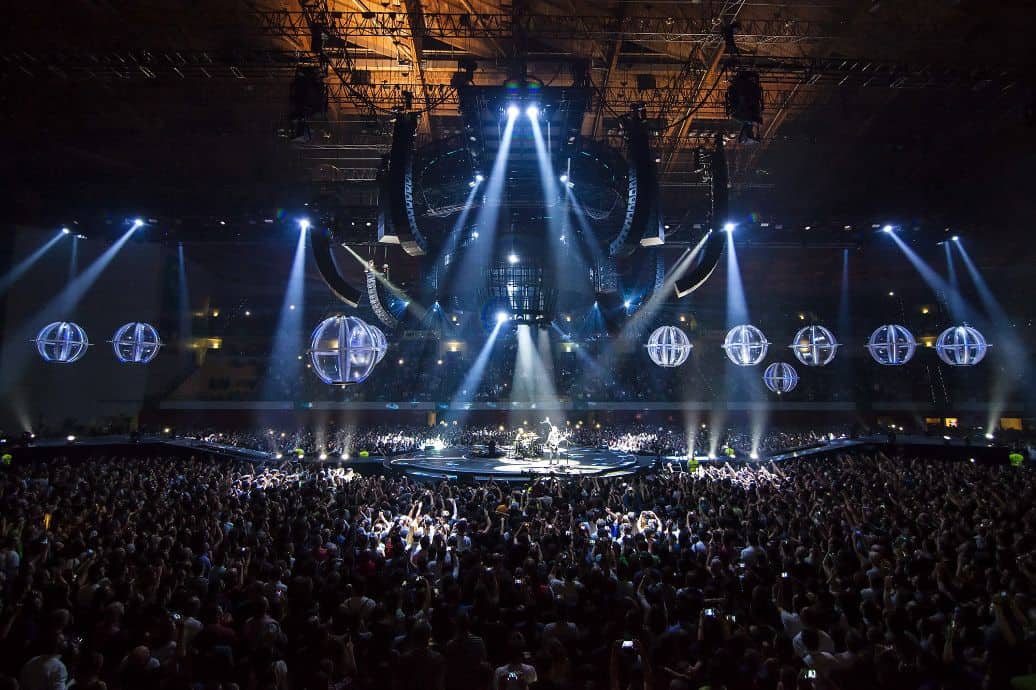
[722,324,769,366]
[309,315,383,385]
[646,326,692,367]
[368,323,389,364]
[935,325,989,366]
[34,321,90,364]
[110,322,163,364]
[866,324,916,366]
[790,324,839,367]
[762,362,799,394]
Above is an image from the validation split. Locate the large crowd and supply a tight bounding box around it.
[1,447,1034,690]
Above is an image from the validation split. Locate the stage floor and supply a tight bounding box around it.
[386,445,641,480]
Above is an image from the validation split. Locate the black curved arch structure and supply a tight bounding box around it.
[311,226,361,306]
[377,111,427,256]
[674,133,727,298]
[609,113,664,257]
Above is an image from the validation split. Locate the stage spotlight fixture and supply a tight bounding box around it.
[951,235,959,241]
[623,300,631,308]
[525,104,539,118]
[495,311,509,323]
[61,227,71,235]
[559,174,568,183]
[475,173,484,182]
[471,231,479,239]
[723,223,736,233]
[984,432,994,440]
[468,180,477,188]
[882,225,893,233]
[132,218,144,228]
[507,253,519,264]
[299,218,312,231]
[506,104,520,118]
[75,234,87,240]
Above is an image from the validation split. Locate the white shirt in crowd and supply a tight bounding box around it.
[20,654,68,690]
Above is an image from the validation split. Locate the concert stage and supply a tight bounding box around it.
[386,445,641,481]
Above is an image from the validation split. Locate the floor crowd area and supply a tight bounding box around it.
[1,451,1034,690]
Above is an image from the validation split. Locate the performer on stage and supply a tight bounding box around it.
[541,417,567,466]
[512,428,539,459]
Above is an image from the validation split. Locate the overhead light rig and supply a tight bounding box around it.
[254,8,937,46]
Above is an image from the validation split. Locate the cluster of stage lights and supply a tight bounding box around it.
[505,103,540,119]
[57,217,145,240]
[882,224,961,243]
[468,103,545,189]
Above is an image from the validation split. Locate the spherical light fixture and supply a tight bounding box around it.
[646,326,692,367]
[722,324,769,366]
[935,325,989,366]
[34,322,90,364]
[763,362,799,394]
[790,324,839,367]
[308,315,382,385]
[111,322,163,364]
[866,324,916,366]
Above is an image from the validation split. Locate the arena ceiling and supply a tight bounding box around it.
[3,0,1035,234]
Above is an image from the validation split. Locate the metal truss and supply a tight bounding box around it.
[4,49,1018,96]
[255,9,835,45]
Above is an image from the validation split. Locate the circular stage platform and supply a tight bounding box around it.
[386,445,641,481]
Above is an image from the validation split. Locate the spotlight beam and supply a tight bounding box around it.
[575,235,711,391]
[177,244,191,354]
[0,231,66,296]
[340,244,427,322]
[955,241,1032,432]
[887,231,973,321]
[721,230,765,457]
[69,236,79,282]
[448,319,505,424]
[724,229,748,326]
[566,190,606,268]
[530,117,591,309]
[455,113,517,293]
[262,226,308,400]
[434,183,480,281]
[943,242,965,317]
[0,225,138,393]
